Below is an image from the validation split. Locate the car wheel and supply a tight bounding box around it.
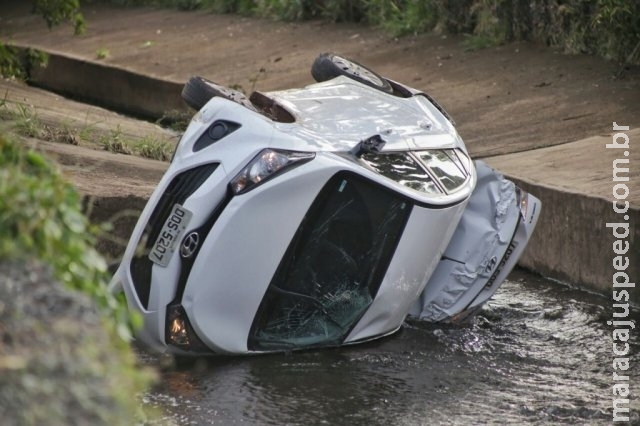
[181,76,257,111]
[311,53,393,94]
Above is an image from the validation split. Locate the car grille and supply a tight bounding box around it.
[130,163,219,309]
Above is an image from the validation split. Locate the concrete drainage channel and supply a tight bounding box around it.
[22,45,190,121]
[17,46,640,305]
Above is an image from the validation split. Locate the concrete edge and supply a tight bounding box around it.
[502,173,639,305]
[15,44,191,121]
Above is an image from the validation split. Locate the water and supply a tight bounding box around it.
[141,269,639,425]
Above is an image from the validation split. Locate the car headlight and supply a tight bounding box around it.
[230,149,315,194]
[416,149,469,193]
[165,303,210,353]
[360,151,442,195]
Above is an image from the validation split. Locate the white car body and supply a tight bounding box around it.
[111,70,540,355]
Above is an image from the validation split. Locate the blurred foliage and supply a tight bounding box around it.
[0,138,155,424]
[98,0,639,66]
[0,45,48,80]
[33,0,86,34]
[0,0,81,78]
[0,135,140,340]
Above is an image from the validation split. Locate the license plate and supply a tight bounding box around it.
[148,204,193,267]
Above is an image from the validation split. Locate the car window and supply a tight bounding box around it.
[249,172,412,350]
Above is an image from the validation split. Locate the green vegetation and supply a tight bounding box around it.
[98,124,174,160]
[0,134,155,423]
[0,44,49,80]
[0,135,138,338]
[99,0,640,66]
[157,109,192,132]
[1,1,78,78]
[2,1,636,78]
[0,2,157,421]
[33,0,86,34]
[13,103,44,138]
[0,100,174,161]
[95,47,110,59]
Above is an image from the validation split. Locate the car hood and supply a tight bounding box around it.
[268,76,461,152]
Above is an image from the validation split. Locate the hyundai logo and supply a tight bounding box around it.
[180,232,200,258]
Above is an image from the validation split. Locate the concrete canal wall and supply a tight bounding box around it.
[485,131,639,304]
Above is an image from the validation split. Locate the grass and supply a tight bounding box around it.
[157,108,192,131]
[42,122,80,145]
[2,100,175,161]
[135,136,173,161]
[0,90,15,120]
[99,126,133,154]
[99,125,174,160]
[461,34,504,52]
[95,47,110,60]
[14,103,44,138]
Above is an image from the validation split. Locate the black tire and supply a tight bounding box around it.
[311,53,393,94]
[181,76,256,111]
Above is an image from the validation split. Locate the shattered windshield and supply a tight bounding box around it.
[249,173,412,350]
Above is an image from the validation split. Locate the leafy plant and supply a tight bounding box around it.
[593,0,640,65]
[0,133,159,422]
[0,135,139,338]
[95,47,110,60]
[0,44,49,79]
[32,0,86,34]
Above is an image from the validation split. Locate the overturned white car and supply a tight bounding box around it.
[110,53,541,355]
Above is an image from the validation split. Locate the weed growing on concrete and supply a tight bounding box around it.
[99,125,174,160]
[42,122,80,145]
[157,108,191,131]
[0,91,15,120]
[135,136,173,161]
[14,103,44,138]
[2,98,174,161]
[95,48,110,60]
[99,125,132,154]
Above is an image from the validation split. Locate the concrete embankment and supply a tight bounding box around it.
[26,48,188,121]
[485,133,639,304]
[7,47,639,304]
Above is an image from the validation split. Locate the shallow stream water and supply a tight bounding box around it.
[141,269,639,425]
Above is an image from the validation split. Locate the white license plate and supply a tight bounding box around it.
[148,204,193,267]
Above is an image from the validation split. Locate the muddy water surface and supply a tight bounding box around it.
[142,269,639,425]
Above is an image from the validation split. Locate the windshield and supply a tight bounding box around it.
[248,172,412,351]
